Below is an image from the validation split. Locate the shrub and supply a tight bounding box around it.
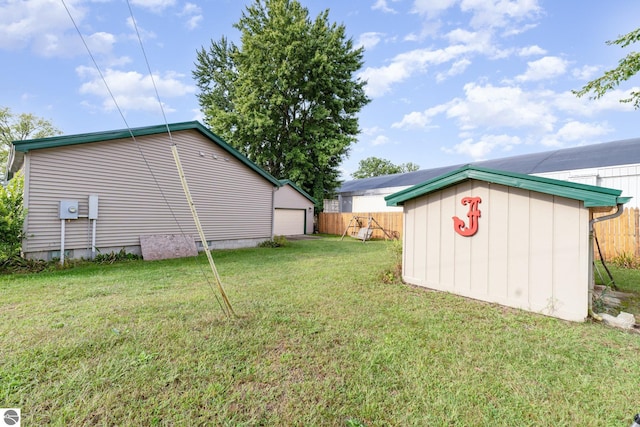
[0,256,49,274]
[258,235,288,248]
[0,172,25,261]
[93,248,141,264]
[611,252,640,269]
[380,239,403,284]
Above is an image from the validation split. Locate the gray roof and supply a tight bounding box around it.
[340,137,640,193]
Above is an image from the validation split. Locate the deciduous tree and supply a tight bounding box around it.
[1,107,61,179]
[1,107,60,261]
[574,27,640,109]
[352,157,419,179]
[193,0,369,207]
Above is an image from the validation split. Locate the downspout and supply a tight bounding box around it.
[588,203,625,320]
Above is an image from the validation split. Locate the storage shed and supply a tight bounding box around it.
[273,180,316,236]
[385,165,630,322]
[8,121,282,260]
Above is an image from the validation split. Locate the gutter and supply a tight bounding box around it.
[588,203,625,320]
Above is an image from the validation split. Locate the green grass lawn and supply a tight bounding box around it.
[2,237,640,426]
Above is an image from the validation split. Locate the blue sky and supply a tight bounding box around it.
[1,0,639,179]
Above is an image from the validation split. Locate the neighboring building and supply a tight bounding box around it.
[333,137,640,212]
[274,180,316,235]
[8,121,285,260]
[386,165,630,322]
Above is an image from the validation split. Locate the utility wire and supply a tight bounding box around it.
[124,0,235,316]
[124,0,173,142]
[61,0,232,316]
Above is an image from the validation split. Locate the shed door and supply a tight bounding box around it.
[274,209,305,235]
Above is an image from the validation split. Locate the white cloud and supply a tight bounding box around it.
[539,121,611,147]
[372,135,391,146]
[179,2,203,30]
[436,58,471,82]
[404,33,419,42]
[357,32,385,50]
[130,0,176,12]
[76,66,195,113]
[572,65,600,81]
[516,56,569,82]
[180,2,201,15]
[446,82,557,131]
[126,16,157,41]
[358,126,392,147]
[460,0,542,30]
[412,0,458,17]
[555,120,612,142]
[362,126,385,136]
[85,32,117,55]
[359,43,485,97]
[396,81,634,160]
[443,134,522,160]
[0,0,119,57]
[501,22,538,36]
[372,0,399,14]
[554,87,638,116]
[393,103,453,129]
[518,45,546,56]
[444,27,500,57]
[185,14,202,30]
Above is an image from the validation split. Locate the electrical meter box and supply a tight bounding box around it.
[59,200,79,220]
[88,195,99,219]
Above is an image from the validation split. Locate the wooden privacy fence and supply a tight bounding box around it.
[319,208,640,261]
[593,207,640,260]
[318,212,403,240]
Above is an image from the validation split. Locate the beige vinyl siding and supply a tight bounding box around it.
[23,129,274,255]
[402,180,589,322]
[273,184,313,234]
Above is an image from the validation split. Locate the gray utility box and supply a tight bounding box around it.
[59,200,79,220]
[88,195,99,219]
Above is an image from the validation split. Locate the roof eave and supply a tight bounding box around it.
[386,165,629,208]
[11,121,282,187]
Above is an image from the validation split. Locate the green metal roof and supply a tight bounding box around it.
[12,121,281,187]
[279,179,317,204]
[385,165,631,208]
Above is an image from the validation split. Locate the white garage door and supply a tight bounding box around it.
[274,209,305,236]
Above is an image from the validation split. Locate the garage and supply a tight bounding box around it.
[273,180,316,235]
[274,208,306,236]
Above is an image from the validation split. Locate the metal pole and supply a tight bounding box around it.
[60,220,65,265]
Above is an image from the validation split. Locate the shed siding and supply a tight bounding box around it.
[23,129,274,257]
[273,184,314,234]
[403,180,589,321]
